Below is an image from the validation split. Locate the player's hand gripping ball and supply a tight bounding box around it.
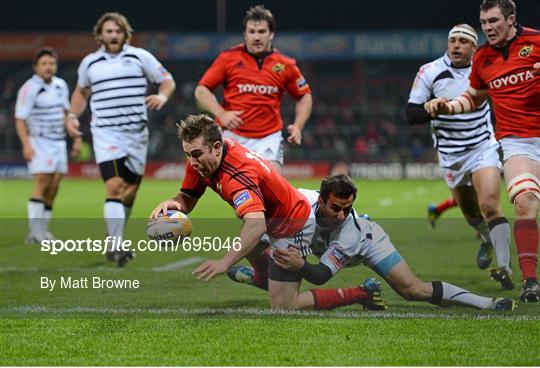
[147,210,192,242]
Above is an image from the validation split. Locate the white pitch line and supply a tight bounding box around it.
[2,306,538,321]
[378,197,394,207]
[151,256,203,272]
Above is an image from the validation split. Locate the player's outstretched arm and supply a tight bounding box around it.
[192,211,266,281]
[424,87,488,117]
[287,93,312,145]
[149,192,198,219]
[146,79,176,111]
[194,85,244,129]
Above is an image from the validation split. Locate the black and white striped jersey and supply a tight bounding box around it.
[408,53,495,154]
[15,75,69,141]
[77,44,172,131]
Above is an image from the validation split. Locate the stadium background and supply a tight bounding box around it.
[2,0,538,180]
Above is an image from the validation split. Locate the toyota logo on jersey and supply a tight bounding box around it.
[488,70,534,89]
[237,84,278,95]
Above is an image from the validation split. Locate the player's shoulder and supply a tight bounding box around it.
[124,45,156,59]
[418,55,447,77]
[297,188,319,207]
[80,48,105,68]
[222,138,247,165]
[217,44,246,58]
[272,49,298,65]
[474,42,493,58]
[18,75,41,93]
[52,76,68,88]
[521,26,540,37]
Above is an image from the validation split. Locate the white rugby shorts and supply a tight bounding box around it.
[499,137,540,163]
[223,130,284,165]
[91,126,149,176]
[27,136,68,175]
[268,206,316,258]
[438,140,502,189]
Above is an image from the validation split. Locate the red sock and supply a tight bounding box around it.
[310,287,370,310]
[514,219,539,280]
[249,248,270,290]
[436,197,458,214]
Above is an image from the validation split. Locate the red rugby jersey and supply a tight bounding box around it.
[198,44,311,138]
[180,138,311,238]
[469,26,540,139]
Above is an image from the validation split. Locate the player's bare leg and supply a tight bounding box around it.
[122,183,140,221]
[41,172,63,240]
[26,173,52,244]
[268,279,302,310]
[504,156,540,302]
[451,185,494,270]
[471,167,513,289]
[383,261,515,310]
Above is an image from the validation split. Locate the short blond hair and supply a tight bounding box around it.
[93,12,133,44]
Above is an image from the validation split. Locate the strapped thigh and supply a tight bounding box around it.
[507,173,540,203]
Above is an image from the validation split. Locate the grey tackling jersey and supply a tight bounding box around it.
[298,189,381,275]
[15,75,70,140]
[408,53,495,154]
[77,44,172,132]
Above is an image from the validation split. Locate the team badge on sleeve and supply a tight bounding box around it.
[158,65,170,77]
[296,76,309,91]
[233,190,253,209]
[327,248,349,269]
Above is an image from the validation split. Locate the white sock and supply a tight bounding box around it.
[104,199,125,251]
[27,199,45,235]
[43,206,52,233]
[488,218,512,269]
[467,218,490,243]
[430,281,492,309]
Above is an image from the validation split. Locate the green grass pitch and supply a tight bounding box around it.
[1,178,538,365]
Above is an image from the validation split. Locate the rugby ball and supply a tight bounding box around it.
[146,210,192,241]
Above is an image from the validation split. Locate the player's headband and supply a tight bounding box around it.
[448,26,478,46]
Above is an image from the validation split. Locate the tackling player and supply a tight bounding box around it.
[229,175,516,311]
[15,47,81,244]
[67,12,175,266]
[150,115,384,311]
[194,5,312,171]
[407,24,513,289]
[425,0,540,302]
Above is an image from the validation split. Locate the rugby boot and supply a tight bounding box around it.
[477,240,493,269]
[519,279,540,303]
[115,250,135,267]
[427,204,439,228]
[359,277,387,311]
[488,297,516,311]
[489,266,514,290]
